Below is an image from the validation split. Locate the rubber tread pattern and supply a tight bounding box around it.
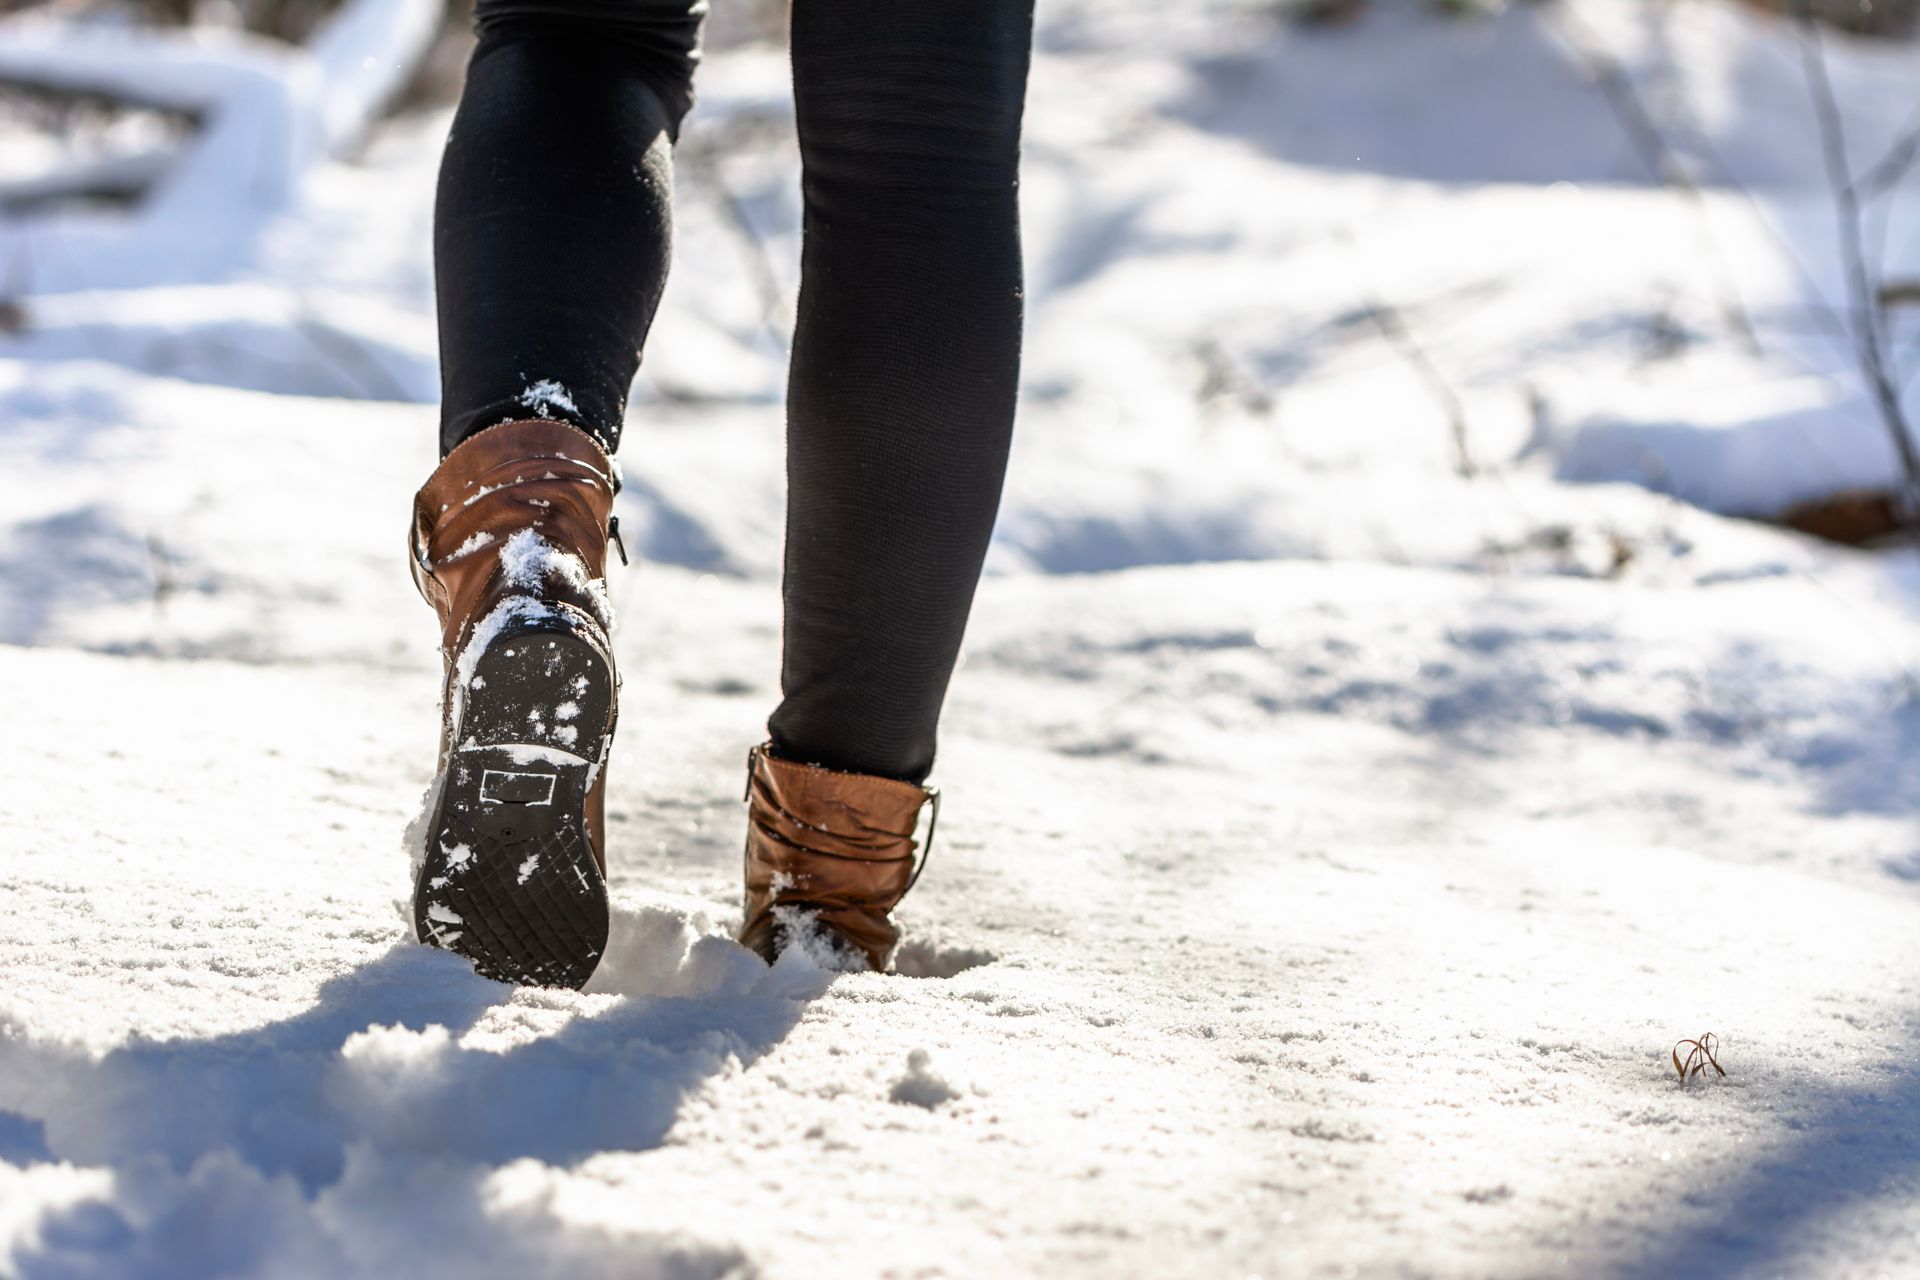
[414,622,613,988]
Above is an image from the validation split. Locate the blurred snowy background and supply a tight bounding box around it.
[2,0,1919,1275]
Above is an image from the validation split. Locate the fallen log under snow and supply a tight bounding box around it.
[0,0,440,286]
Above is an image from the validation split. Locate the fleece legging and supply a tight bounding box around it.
[435,0,1035,784]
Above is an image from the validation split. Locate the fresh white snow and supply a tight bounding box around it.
[442,530,495,563]
[2,0,1919,1276]
[495,528,614,631]
[518,379,581,422]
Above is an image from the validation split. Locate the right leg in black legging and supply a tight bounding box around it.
[435,0,706,457]
[767,0,1036,785]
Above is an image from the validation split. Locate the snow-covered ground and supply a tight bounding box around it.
[3,0,1920,1275]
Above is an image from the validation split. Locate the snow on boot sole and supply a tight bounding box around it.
[414,621,613,989]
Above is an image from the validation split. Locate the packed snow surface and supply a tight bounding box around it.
[3,1,1920,1276]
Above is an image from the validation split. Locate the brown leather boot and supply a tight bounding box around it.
[407,418,623,989]
[738,742,939,971]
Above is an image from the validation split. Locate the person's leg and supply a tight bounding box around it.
[767,0,1037,785]
[412,0,704,989]
[435,0,706,456]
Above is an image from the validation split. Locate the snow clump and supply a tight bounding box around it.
[889,1050,960,1109]
[517,379,579,420]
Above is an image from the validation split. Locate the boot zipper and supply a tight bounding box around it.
[607,515,630,567]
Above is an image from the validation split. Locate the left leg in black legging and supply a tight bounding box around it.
[434,0,706,457]
[766,0,1036,784]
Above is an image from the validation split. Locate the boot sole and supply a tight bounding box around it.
[414,615,614,989]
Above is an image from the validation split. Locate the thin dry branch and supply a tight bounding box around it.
[1361,295,1477,479]
[1879,280,1920,309]
[1793,2,1920,511]
[1672,1032,1727,1085]
[1544,3,1764,357]
[1850,101,1920,201]
[676,116,792,356]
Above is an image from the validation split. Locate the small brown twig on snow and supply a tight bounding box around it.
[1672,1032,1728,1085]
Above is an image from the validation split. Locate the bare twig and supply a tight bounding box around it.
[1672,1032,1727,1085]
[1898,327,1920,391]
[1361,295,1476,478]
[0,236,30,335]
[677,114,793,356]
[146,532,177,620]
[1192,335,1274,423]
[1259,272,1513,401]
[1324,224,1481,477]
[1550,0,1904,392]
[1793,3,1920,511]
[1849,101,1920,201]
[1544,2,1764,357]
[1879,280,1920,309]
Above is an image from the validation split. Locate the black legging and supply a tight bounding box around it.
[436,0,1033,785]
